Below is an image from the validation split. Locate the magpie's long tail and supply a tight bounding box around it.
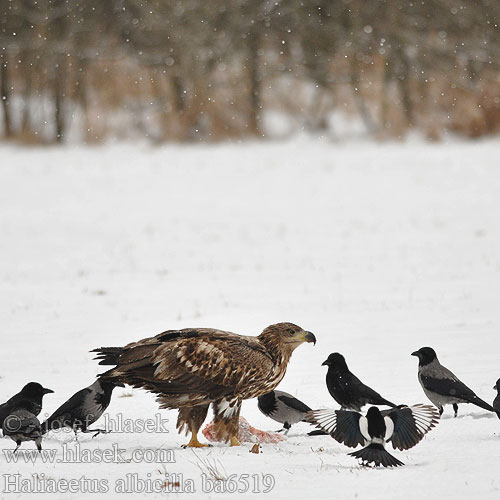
[91,347,123,366]
[348,443,404,468]
[306,429,329,436]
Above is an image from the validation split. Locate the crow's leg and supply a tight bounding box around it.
[277,422,291,434]
[82,428,110,438]
[438,406,444,416]
[452,403,459,418]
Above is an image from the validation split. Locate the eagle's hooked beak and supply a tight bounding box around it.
[303,331,316,345]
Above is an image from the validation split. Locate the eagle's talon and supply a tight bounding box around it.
[230,436,240,446]
[182,434,211,448]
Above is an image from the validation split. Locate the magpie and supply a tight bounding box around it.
[306,404,439,467]
[412,347,499,418]
[257,390,326,434]
[322,353,396,411]
[42,379,124,437]
[0,382,54,430]
[493,379,500,414]
[3,409,44,452]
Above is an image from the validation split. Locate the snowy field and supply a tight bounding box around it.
[1,138,500,499]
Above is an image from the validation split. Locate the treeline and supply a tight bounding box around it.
[1,0,500,143]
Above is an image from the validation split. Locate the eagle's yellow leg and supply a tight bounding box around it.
[183,433,211,448]
[230,436,240,446]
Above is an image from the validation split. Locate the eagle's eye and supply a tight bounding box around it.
[288,328,296,336]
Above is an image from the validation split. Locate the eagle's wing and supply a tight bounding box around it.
[382,404,440,451]
[153,330,275,392]
[305,409,365,448]
[99,328,276,406]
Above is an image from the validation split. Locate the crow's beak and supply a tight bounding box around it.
[42,388,54,394]
[321,359,328,366]
[304,331,316,345]
[411,351,420,357]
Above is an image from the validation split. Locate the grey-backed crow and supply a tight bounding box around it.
[3,409,43,452]
[42,379,123,437]
[412,347,498,417]
[257,390,313,433]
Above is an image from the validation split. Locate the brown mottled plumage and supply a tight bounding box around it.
[91,323,316,446]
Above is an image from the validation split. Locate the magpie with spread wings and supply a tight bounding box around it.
[306,404,439,467]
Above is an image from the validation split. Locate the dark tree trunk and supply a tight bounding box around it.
[0,52,12,138]
[350,57,378,134]
[21,51,33,133]
[380,57,393,131]
[54,57,66,142]
[396,48,414,127]
[171,74,186,114]
[246,30,262,136]
[75,57,89,138]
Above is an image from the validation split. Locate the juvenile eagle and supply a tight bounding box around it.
[92,322,315,447]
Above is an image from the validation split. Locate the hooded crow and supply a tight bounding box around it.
[42,379,124,437]
[3,409,43,452]
[493,379,500,414]
[257,390,316,434]
[306,404,439,467]
[322,353,396,411]
[0,382,54,430]
[412,347,498,418]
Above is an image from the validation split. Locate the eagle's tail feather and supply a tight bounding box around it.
[91,347,123,366]
[348,443,404,467]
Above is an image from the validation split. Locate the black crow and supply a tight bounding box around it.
[493,379,500,414]
[3,409,43,452]
[0,382,54,430]
[306,404,439,467]
[257,390,314,433]
[322,353,396,411]
[42,379,124,437]
[412,347,498,418]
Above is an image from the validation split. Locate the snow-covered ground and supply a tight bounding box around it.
[1,138,500,499]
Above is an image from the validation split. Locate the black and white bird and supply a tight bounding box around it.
[42,379,123,437]
[3,409,44,452]
[322,353,396,411]
[306,404,439,467]
[412,347,499,418]
[0,382,54,430]
[493,379,500,414]
[257,390,315,434]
